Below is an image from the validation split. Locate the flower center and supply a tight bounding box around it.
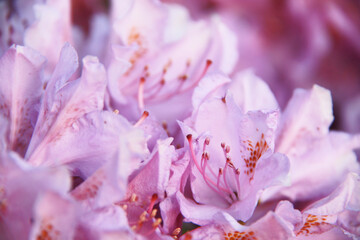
[187,134,241,203]
[115,193,179,237]
[187,132,269,204]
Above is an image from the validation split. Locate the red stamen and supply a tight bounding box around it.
[235,168,241,198]
[147,193,158,214]
[187,135,232,200]
[138,77,146,110]
[196,59,212,83]
[134,111,149,127]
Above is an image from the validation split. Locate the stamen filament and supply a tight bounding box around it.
[138,77,145,110]
[147,194,158,214]
[134,111,149,127]
[235,168,241,199]
[186,135,232,199]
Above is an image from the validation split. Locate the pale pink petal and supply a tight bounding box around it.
[275,201,303,232]
[26,42,79,157]
[262,84,360,202]
[229,70,279,113]
[159,195,182,235]
[176,191,228,226]
[0,160,70,239]
[71,158,126,209]
[30,192,77,240]
[275,173,360,239]
[206,16,238,74]
[294,228,353,240]
[276,85,334,154]
[78,205,137,240]
[112,0,167,49]
[135,114,168,151]
[0,45,45,156]
[127,138,176,200]
[191,72,231,113]
[337,210,360,237]
[27,46,107,165]
[24,0,72,75]
[267,130,360,202]
[304,173,360,216]
[180,210,292,240]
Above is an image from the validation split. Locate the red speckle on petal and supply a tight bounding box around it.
[296,214,333,236]
[243,133,268,181]
[36,222,60,240]
[224,230,258,240]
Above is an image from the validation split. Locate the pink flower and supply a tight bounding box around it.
[262,85,360,202]
[275,172,360,239]
[70,137,177,239]
[177,72,289,224]
[164,0,360,133]
[30,191,78,240]
[107,0,238,141]
[0,1,360,239]
[0,154,71,240]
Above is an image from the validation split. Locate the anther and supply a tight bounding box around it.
[147,193,158,214]
[225,145,230,153]
[186,59,191,67]
[153,218,162,228]
[197,59,213,82]
[139,211,147,222]
[151,209,157,218]
[172,228,181,236]
[162,122,171,137]
[179,74,188,81]
[205,137,210,145]
[138,77,146,110]
[130,193,138,202]
[134,111,149,127]
[186,134,192,141]
[221,142,226,148]
[113,109,119,114]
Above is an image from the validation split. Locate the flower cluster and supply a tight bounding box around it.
[0,0,360,239]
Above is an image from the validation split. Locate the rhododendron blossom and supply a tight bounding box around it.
[0,0,360,239]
